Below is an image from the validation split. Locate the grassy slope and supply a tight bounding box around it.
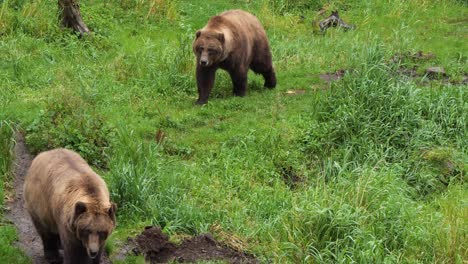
[1,0,467,263]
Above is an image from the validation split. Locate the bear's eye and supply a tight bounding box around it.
[98,231,108,240]
[208,49,218,54]
[197,46,204,52]
[80,229,90,237]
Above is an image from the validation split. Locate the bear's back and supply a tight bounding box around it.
[217,9,267,44]
[24,148,110,228]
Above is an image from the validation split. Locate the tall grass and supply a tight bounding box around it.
[301,46,466,197]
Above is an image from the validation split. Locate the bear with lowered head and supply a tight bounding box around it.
[24,148,116,264]
[193,9,276,104]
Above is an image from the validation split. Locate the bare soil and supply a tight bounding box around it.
[5,132,111,264]
[124,226,258,264]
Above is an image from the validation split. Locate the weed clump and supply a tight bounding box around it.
[25,93,114,169]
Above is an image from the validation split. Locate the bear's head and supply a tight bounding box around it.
[193,30,225,67]
[73,201,116,259]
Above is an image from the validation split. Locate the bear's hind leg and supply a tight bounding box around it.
[262,68,276,89]
[230,69,248,97]
[250,47,277,89]
[250,61,276,89]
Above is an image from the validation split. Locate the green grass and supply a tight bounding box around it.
[1,0,467,263]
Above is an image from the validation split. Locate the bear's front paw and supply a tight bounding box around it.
[45,252,63,264]
[195,99,208,105]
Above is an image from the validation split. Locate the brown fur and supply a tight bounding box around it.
[23,148,116,264]
[193,9,276,104]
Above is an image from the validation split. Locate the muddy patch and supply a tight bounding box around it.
[425,67,447,80]
[5,132,111,264]
[391,50,436,63]
[123,226,257,264]
[319,69,348,83]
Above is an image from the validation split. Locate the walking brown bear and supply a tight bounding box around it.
[193,9,277,104]
[23,148,116,264]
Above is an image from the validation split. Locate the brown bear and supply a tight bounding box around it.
[193,9,276,104]
[23,148,116,264]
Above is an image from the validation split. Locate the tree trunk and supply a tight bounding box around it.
[58,0,90,36]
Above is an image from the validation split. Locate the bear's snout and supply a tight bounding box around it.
[200,57,210,66]
[200,52,210,67]
[86,233,101,259]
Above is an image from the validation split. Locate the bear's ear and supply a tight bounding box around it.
[108,203,117,223]
[195,30,201,39]
[217,32,225,44]
[74,201,87,218]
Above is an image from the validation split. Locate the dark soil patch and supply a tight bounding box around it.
[5,132,112,264]
[134,226,177,263]
[123,226,257,264]
[278,165,304,189]
[396,65,419,78]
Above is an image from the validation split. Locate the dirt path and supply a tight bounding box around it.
[5,132,111,264]
[6,132,47,264]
